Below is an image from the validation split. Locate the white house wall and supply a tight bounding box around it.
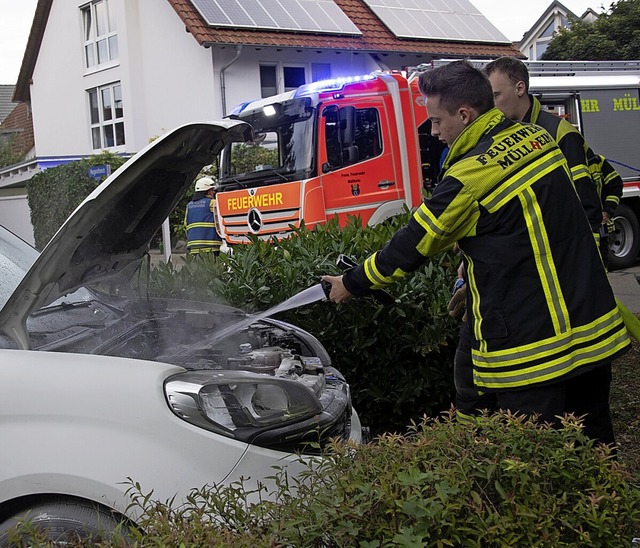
[123,0,216,149]
[212,48,375,117]
[30,2,90,156]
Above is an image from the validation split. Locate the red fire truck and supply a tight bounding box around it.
[216,60,640,269]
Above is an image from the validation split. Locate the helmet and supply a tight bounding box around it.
[195,177,216,192]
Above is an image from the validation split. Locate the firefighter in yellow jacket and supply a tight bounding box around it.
[588,147,624,267]
[322,61,630,445]
[184,177,222,256]
[484,56,603,235]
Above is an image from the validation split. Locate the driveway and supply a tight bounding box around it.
[609,264,640,314]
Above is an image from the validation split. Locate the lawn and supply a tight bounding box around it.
[611,337,640,477]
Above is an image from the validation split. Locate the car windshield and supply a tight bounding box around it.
[0,225,93,312]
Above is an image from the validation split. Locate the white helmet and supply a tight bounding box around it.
[195,177,216,192]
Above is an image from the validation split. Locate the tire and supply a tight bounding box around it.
[0,498,130,546]
[609,203,640,270]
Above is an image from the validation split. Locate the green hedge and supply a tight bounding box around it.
[27,152,127,250]
[148,215,460,433]
[123,413,640,547]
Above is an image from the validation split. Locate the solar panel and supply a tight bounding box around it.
[361,0,510,43]
[190,0,362,35]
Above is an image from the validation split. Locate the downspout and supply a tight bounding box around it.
[218,45,243,116]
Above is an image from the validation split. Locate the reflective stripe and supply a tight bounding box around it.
[363,253,392,287]
[473,307,623,366]
[482,149,566,213]
[465,256,486,354]
[520,187,569,335]
[456,410,478,425]
[474,327,629,389]
[363,253,408,289]
[188,239,221,246]
[186,222,215,229]
[571,164,591,180]
[413,203,451,239]
[472,309,630,389]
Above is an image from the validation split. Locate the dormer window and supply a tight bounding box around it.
[81,0,118,69]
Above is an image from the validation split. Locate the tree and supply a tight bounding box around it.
[542,0,640,60]
[0,136,25,168]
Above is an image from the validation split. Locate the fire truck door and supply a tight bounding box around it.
[319,101,399,223]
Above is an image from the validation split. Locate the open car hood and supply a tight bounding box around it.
[0,120,252,349]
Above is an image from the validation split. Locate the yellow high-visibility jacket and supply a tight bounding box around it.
[587,147,623,217]
[185,196,222,253]
[526,96,602,231]
[343,108,630,391]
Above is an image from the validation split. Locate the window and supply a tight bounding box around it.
[82,0,118,69]
[540,21,555,38]
[88,82,125,149]
[283,67,305,92]
[260,64,317,97]
[536,42,549,60]
[323,106,382,170]
[260,65,277,98]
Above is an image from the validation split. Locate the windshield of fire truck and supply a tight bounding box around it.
[219,97,315,186]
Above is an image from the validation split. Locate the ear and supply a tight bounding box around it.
[515,80,526,97]
[458,106,474,126]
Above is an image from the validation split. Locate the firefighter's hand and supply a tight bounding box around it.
[448,283,467,321]
[602,211,611,224]
[321,275,353,304]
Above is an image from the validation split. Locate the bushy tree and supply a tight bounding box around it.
[0,136,24,168]
[543,0,640,60]
[27,151,127,249]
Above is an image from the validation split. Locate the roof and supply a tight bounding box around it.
[519,0,578,46]
[0,85,17,123]
[13,0,52,103]
[169,0,522,57]
[15,0,521,102]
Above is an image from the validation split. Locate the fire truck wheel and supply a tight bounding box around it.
[609,203,640,270]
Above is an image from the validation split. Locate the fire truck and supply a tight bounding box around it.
[216,60,640,269]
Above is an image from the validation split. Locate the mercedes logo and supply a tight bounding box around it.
[247,208,263,233]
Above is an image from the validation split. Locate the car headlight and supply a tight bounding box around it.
[165,370,323,442]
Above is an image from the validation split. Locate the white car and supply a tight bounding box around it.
[0,121,360,543]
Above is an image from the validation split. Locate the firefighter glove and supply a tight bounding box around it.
[448,282,467,321]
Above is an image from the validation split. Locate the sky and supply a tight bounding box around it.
[0,0,602,85]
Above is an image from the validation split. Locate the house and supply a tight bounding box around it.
[0,85,17,124]
[2,0,521,244]
[518,0,599,60]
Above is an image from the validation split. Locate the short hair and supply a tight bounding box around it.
[484,56,530,92]
[418,60,494,115]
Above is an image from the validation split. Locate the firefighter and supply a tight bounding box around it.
[322,61,630,445]
[587,147,624,268]
[184,177,222,256]
[484,57,603,237]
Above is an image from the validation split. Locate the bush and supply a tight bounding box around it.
[122,413,640,547]
[27,152,128,249]
[147,215,460,434]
